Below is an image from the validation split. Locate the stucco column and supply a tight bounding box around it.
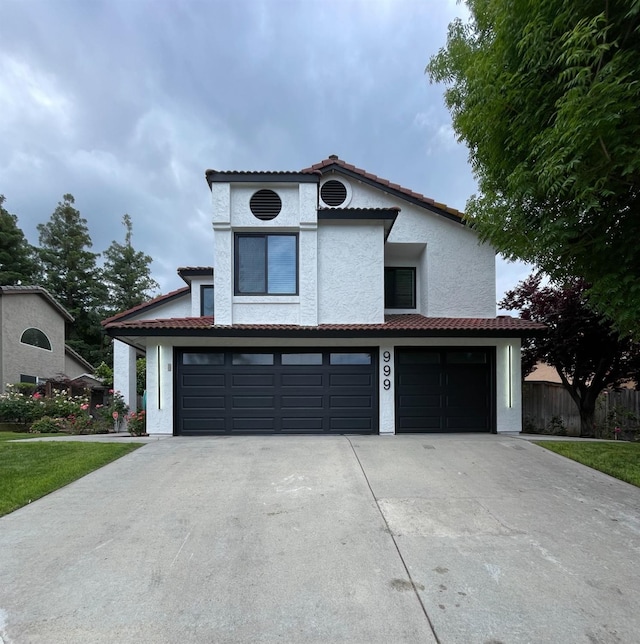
[495,339,522,433]
[113,339,137,412]
[379,344,395,434]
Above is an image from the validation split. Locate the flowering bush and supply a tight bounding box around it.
[127,410,146,436]
[0,385,46,423]
[93,390,129,432]
[30,416,63,433]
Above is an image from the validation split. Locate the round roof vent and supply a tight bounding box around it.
[320,180,348,207]
[250,189,282,220]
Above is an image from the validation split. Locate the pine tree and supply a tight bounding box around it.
[0,195,40,285]
[37,194,106,365]
[102,214,159,316]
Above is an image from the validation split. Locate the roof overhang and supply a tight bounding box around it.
[206,170,320,188]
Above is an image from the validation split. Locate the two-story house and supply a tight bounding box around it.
[103,156,544,436]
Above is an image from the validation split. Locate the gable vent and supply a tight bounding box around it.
[320,180,348,207]
[250,189,282,220]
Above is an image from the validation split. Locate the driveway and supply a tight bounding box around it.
[1,434,639,643]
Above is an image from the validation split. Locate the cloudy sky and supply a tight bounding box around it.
[0,0,529,307]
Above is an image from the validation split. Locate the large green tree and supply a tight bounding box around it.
[37,194,106,365]
[0,195,40,285]
[427,0,640,336]
[102,214,158,316]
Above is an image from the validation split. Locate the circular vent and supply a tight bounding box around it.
[250,189,282,220]
[320,180,348,207]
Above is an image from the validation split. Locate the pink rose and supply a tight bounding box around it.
[80,404,89,411]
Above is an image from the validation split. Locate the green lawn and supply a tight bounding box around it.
[0,434,141,516]
[535,441,640,487]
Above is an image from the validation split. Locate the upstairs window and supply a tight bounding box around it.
[235,234,298,295]
[20,328,52,350]
[384,267,416,309]
[201,285,214,316]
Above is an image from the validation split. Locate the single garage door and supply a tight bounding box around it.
[175,348,377,435]
[396,348,494,433]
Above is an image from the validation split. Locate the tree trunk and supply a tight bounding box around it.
[578,397,597,437]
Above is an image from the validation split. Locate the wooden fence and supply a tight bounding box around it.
[522,382,640,437]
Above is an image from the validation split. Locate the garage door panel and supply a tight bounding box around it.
[182,374,225,387]
[330,373,372,387]
[330,417,373,431]
[397,372,442,386]
[281,418,325,431]
[182,396,225,409]
[445,416,490,430]
[330,395,372,408]
[398,417,443,430]
[232,374,275,387]
[232,417,275,431]
[281,396,324,408]
[183,417,226,431]
[281,374,323,387]
[231,396,274,409]
[398,395,442,408]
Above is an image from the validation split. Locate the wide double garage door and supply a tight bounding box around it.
[175,349,378,435]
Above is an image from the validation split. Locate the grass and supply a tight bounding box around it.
[535,441,640,488]
[0,434,141,516]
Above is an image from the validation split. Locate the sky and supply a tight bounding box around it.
[0,0,530,308]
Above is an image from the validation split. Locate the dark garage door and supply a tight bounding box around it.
[396,348,494,433]
[175,348,377,435]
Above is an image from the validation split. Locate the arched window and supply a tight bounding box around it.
[20,328,52,351]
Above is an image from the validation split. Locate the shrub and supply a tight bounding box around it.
[30,416,63,434]
[0,386,46,423]
[93,390,129,432]
[127,410,146,436]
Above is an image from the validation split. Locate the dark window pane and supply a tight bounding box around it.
[201,285,214,316]
[20,328,52,350]
[267,235,296,294]
[330,353,372,365]
[238,236,266,293]
[447,351,487,364]
[232,353,275,365]
[384,268,416,309]
[281,353,323,365]
[398,351,440,364]
[182,352,224,365]
[20,374,37,384]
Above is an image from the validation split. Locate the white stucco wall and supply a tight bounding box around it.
[113,339,138,413]
[144,342,174,435]
[125,294,191,322]
[317,223,385,324]
[332,177,496,317]
[189,278,214,317]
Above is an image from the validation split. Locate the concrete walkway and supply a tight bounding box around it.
[1,434,639,643]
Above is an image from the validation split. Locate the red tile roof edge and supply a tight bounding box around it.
[301,156,465,221]
[101,286,191,326]
[104,314,546,333]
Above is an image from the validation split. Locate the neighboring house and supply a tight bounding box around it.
[104,155,545,436]
[0,285,94,393]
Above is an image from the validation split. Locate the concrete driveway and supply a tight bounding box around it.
[1,435,639,643]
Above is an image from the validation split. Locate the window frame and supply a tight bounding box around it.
[384,266,417,310]
[20,327,52,351]
[200,284,214,316]
[234,233,299,296]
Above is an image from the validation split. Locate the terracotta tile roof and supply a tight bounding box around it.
[104,314,545,336]
[302,155,465,221]
[101,286,190,325]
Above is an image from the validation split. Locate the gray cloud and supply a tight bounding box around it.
[0,0,528,302]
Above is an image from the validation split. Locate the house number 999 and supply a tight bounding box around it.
[382,351,392,390]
